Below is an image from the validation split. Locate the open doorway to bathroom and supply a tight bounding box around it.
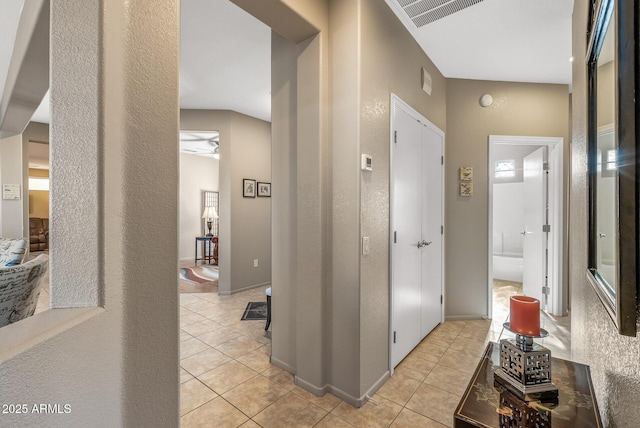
[488,135,570,358]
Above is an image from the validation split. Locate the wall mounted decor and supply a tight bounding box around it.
[460,182,473,197]
[257,182,271,197]
[2,184,21,200]
[243,179,256,198]
[460,166,473,181]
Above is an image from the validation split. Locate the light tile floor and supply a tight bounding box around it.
[180,284,493,428]
[35,266,571,427]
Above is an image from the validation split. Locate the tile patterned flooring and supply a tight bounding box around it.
[177,278,571,428]
[34,268,571,427]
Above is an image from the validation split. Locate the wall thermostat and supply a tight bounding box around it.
[361,154,372,171]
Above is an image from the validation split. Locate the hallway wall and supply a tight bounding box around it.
[0,1,180,426]
[570,2,640,427]
[445,79,569,318]
[180,110,271,294]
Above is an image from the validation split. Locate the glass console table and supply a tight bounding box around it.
[454,342,602,428]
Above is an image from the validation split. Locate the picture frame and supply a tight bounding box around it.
[243,179,256,198]
[459,166,473,181]
[460,182,473,197]
[257,182,271,197]
[585,0,638,336]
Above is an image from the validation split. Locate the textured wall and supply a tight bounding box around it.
[445,79,569,318]
[228,113,272,292]
[0,1,180,426]
[358,0,447,395]
[570,2,640,427]
[270,31,298,374]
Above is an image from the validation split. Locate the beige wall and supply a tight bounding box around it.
[445,79,569,318]
[178,153,219,261]
[28,168,49,219]
[358,0,447,394]
[23,122,51,232]
[180,110,271,294]
[570,2,640,427]
[0,134,24,238]
[0,1,180,426]
[269,0,448,403]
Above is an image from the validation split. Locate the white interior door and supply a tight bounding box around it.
[391,105,423,368]
[391,97,444,369]
[421,125,443,337]
[522,147,547,305]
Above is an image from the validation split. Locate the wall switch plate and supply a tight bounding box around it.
[253,259,259,268]
[361,154,372,171]
[362,236,370,255]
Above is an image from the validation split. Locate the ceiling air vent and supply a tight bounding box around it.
[396,0,485,27]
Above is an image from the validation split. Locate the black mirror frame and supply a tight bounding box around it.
[586,0,638,336]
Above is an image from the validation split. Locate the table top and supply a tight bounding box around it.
[454,341,602,428]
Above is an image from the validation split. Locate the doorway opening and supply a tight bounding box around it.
[488,135,565,323]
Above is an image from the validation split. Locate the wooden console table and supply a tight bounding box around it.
[454,342,602,428]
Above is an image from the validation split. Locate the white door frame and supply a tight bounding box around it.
[488,135,565,317]
[390,94,445,373]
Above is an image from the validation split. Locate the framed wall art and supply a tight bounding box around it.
[257,182,271,197]
[459,166,473,181]
[460,182,473,197]
[243,179,256,198]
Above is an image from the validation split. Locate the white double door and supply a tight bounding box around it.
[391,98,444,369]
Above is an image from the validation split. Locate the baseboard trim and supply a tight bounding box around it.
[445,315,489,321]
[270,357,296,375]
[292,370,390,408]
[219,281,271,296]
[294,376,327,397]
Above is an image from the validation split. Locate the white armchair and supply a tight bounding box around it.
[0,237,28,267]
[0,254,49,327]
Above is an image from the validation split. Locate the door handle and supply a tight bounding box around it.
[417,240,432,248]
[520,230,527,236]
[599,233,607,238]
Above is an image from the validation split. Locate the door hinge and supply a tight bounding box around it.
[393,331,397,343]
[543,162,550,171]
[394,231,397,243]
[542,286,550,296]
[441,225,444,235]
[441,156,444,165]
[394,130,397,144]
[440,295,443,304]
[542,224,551,232]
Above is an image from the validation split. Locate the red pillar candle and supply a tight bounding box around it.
[509,296,540,336]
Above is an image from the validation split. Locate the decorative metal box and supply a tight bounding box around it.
[499,389,553,427]
[494,333,558,401]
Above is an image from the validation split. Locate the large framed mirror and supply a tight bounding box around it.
[586,0,638,336]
